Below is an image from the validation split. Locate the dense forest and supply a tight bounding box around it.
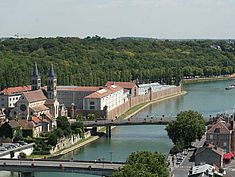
[0,37,235,90]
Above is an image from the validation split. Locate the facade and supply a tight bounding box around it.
[206,121,231,153]
[105,82,138,97]
[83,85,128,111]
[195,144,223,167]
[0,86,31,109]
[57,86,101,109]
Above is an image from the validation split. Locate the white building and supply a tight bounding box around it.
[83,85,128,111]
[0,86,31,108]
[57,86,102,109]
[138,82,177,95]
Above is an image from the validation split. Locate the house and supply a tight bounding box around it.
[105,82,138,97]
[83,85,128,111]
[0,85,31,109]
[206,121,231,153]
[195,144,223,167]
[188,164,223,177]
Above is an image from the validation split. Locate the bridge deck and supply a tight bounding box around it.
[0,159,124,176]
[83,118,173,127]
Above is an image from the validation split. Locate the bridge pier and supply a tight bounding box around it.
[106,126,111,138]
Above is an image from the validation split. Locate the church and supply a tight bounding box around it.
[10,64,60,129]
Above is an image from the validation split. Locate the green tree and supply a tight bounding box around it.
[13,129,23,142]
[111,151,168,177]
[48,132,57,146]
[56,116,70,130]
[165,110,206,147]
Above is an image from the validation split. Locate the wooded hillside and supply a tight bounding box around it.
[0,37,234,89]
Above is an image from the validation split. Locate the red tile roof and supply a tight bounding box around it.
[0,86,31,95]
[207,121,230,134]
[85,85,123,99]
[105,82,137,89]
[22,90,47,103]
[57,86,102,92]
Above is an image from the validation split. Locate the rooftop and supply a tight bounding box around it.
[105,81,137,89]
[22,90,47,103]
[85,85,123,99]
[57,86,102,92]
[207,121,230,134]
[0,85,31,95]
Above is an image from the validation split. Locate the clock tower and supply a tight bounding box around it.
[47,64,57,99]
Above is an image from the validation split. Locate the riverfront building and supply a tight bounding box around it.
[83,85,128,111]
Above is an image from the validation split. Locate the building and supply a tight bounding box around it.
[206,121,231,153]
[105,81,138,97]
[138,82,177,95]
[0,85,31,109]
[195,144,223,167]
[83,85,128,112]
[57,86,102,109]
[188,164,223,177]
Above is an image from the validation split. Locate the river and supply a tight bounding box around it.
[2,79,235,177]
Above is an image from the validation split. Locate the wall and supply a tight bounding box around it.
[50,134,82,154]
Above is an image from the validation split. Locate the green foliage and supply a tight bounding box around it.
[169,141,184,155]
[111,151,168,177]
[166,110,206,147]
[57,116,70,130]
[0,38,234,89]
[13,129,23,142]
[48,132,57,146]
[87,113,96,120]
[0,123,13,139]
[18,152,26,159]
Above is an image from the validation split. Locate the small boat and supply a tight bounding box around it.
[225,85,235,90]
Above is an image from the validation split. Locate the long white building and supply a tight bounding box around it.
[83,85,128,111]
[138,82,177,95]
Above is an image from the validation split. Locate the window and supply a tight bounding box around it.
[90,101,95,105]
[90,106,95,110]
[223,142,227,146]
[209,135,213,140]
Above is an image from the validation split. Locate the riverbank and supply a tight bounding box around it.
[183,74,235,84]
[29,90,186,159]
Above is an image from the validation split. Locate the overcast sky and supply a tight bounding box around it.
[0,0,234,39]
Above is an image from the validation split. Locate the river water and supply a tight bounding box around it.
[2,79,235,177]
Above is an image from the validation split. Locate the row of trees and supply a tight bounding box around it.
[0,37,234,89]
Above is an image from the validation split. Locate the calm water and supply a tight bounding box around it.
[2,79,235,177]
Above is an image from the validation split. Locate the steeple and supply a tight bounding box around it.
[48,64,56,77]
[47,64,57,99]
[33,63,40,77]
[32,63,41,90]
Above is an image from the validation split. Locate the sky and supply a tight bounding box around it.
[0,0,235,39]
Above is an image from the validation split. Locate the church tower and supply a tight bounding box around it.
[47,64,57,99]
[32,63,41,90]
